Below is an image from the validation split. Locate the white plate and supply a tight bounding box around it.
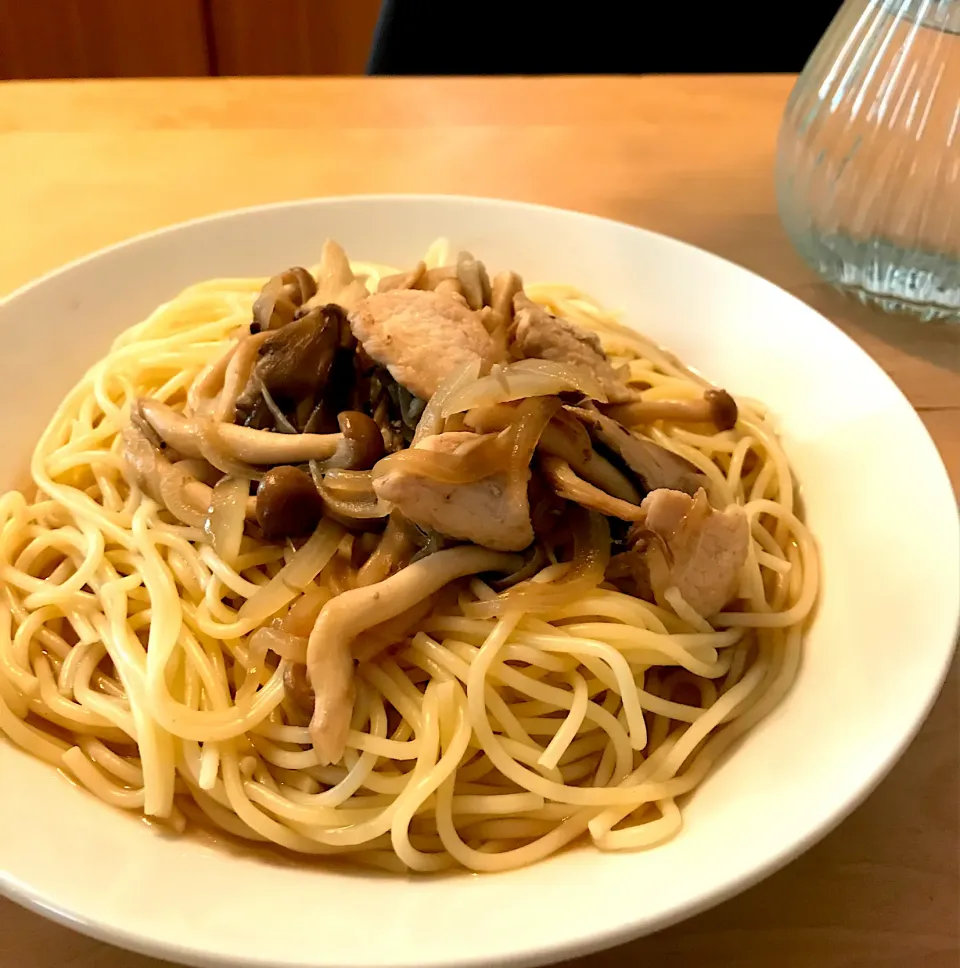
[1,196,957,968]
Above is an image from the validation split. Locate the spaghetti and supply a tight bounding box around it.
[0,241,817,872]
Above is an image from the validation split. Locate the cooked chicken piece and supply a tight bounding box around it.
[637,488,749,617]
[349,289,501,400]
[372,432,533,552]
[511,295,637,404]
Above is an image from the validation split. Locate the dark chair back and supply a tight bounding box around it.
[368,1,843,75]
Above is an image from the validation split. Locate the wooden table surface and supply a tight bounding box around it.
[0,75,957,968]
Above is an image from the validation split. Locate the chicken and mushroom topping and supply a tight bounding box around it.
[121,240,755,766]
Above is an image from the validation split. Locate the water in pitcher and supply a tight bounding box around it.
[777,0,960,321]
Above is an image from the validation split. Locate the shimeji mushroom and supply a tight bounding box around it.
[605,388,739,432]
[251,267,317,333]
[376,261,427,292]
[121,416,256,527]
[306,545,522,764]
[255,466,325,540]
[539,455,645,521]
[568,405,705,496]
[137,399,342,467]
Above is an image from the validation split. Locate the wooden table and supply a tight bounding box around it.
[0,75,957,968]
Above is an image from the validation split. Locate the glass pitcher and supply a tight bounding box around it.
[777,0,960,321]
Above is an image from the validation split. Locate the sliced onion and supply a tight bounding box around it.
[323,469,377,494]
[371,434,509,486]
[260,386,298,434]
[500,396,561,479]
[158,464,207,528]
[322,492,392,521]
[204,476,248,566]
[187,342,236,417]
[238,519,343,625]
[372,400,556,488]
[309,462,391,520]
[441,359,607,417]
[413,357,482,444]
[280,584,332,636]
[467,509,610,618]
[250,626,308,663]
[490,544,547,590]
[174,459,221,486]
[355,515,415,587]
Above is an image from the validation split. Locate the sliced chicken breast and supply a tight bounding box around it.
[639,487,749,617]
[349,289,500,401]
[512,296,637,404]
[372,432,533,552]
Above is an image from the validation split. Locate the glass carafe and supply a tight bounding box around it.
[777,0,960,321]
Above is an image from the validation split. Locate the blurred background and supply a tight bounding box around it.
[0,0,841,80]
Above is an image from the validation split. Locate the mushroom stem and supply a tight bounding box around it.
[137,399,342,465]
[490,271,523,326]
[606,389,738,432]
[377,261,427,292]
[569,405,705,497]
[306,545,522,764]
[121,419,257,525]
[188,341,236,416]
[455,252,491,311]
[304,239,369,313]
[539,455,645,521]
[215,330,271,422]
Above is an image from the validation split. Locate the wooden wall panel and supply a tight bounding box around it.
[0,0,210,80]
[208,0,381,76]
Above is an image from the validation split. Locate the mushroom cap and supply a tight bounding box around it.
[705,388,739,432]
[255,466,324,540]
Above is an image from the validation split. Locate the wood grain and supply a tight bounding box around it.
[0,0,210,79]
[208,0,381,75]
[0,75,956,968]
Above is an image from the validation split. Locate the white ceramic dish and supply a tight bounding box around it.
[1,196,957,968]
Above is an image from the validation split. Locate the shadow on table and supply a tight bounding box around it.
[798,284,960,378]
